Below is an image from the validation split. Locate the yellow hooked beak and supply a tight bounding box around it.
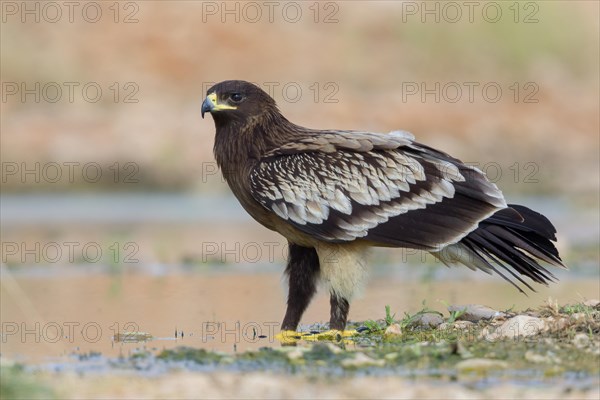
[201,92,237,118]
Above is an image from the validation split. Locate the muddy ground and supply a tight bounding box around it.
[2,300,598,399]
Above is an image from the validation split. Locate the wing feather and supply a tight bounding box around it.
[250,131,506,249]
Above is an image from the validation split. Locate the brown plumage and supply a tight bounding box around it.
[202,80,566,332]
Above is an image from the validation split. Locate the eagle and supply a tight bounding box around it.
[201,80,566,337]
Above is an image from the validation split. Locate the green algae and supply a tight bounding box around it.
[0,364,56,400]
[150,301,599,381]
[156,347,224,365]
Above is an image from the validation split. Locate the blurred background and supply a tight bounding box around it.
[1,1,599,359]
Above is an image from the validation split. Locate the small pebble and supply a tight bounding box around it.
[480,315,545,341]
[572,333,590,349]
[570,313,588,323]
[448,304,506,322]
[544,316,569,331]
[384,323,402,336]
[453,321,475,330]
[410,313,444,328]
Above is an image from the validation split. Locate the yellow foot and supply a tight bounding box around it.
[274,330,302,345]
[303,329,358,341]
[274,329,358,344]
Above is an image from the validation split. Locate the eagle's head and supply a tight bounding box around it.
[201,80,278,127]
[203,80,291,166]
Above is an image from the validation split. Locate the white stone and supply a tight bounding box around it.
[480,315,545,341]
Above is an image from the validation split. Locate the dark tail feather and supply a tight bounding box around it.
[435,204,567,293]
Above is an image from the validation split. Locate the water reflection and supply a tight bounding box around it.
[1,193,598,363]
[1,266,597,363]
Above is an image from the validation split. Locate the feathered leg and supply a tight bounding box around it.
[281,243,320,331]
[329,293,350,330]
[316,243,367,336]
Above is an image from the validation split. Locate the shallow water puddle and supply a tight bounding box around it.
[1,267,596,364]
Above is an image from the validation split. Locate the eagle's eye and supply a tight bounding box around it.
[229,93,244,103]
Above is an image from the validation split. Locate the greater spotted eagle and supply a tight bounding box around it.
[201,80,565,334]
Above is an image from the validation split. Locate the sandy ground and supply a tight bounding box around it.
[31,371,600,400]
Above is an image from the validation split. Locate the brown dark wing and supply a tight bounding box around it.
[250,131,507,250]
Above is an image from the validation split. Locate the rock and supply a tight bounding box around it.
[456,358,508,372]
[480,315,545,341]
[448,304,506,322]
[572,333,590,349]
[410,313,444,328]
[384,323,402,336]
[583,299,600,308]
[453,321,475,330]
[556,317,569,330]
[341,352,385,368]
[439,321,475,330]
[570,313,588,323]
[438,320,474,331]
[545,316,569,332]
